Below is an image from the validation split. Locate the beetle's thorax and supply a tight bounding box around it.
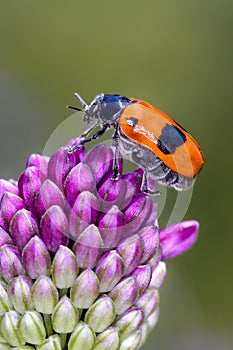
[83,94,132,124]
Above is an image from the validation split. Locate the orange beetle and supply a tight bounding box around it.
[68,93,204,194]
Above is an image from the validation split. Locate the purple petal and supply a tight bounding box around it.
[84,144,115,184]
[64,163,96,206]
[139,226,160,264]
[26,154,49,177]
[135,289,159,318]
[109,276,139,315]
[10,209,39,251]
[97,172,127,209]
[73,224,103,269]
[131,264,152,295]
[160,220,199,260]
[0,179,19,202]
[0,245,25,282]
[0,192,26,230]
[48,146,77,189]
[69,191,99,240]
[98,205,125,249]
[35,179,66,217]
[117,234,143,276]
[123,194,153,235]
[0,226,13,246]
[22,236,51,279]
[18,166,46,213]
[40,205,69,252]
[95,250,124,292]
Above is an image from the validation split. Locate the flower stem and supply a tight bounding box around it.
[43,314,53,337]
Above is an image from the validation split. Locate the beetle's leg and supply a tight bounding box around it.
[141,168,160,196]
[112,127,120,180]
[68,123,110,153]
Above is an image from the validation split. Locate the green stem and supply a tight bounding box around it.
[43,314,53,337]
[60,333,68,349]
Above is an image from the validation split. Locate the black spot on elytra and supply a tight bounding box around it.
[126,116,139,127]
[157,124,186,155]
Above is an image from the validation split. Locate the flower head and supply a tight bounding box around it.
[0,140,199,349]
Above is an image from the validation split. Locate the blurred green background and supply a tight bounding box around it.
[0,1,232,349]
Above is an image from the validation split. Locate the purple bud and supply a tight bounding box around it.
[122,168,143,198]
[18,311,46,345]
[0,192,26,230]
[131,264,152,295]
[84,295,115,332]
[0,179,19,202]
[0,245,25,282]
[73,225,103,269]
[0,283,13,315]
[149,261,167,289]
[22,237,51,279]
[0,311,25,346]
[52,296,78,333]
[121,330,142,349]
[117,234,143,275]
[147,309,160,332]
[148,245,162,272]
[95,250,124,292]
[0,226,13,246]
[123,194,153,235]
[7,276,33,313]
[64,163,96,206]
[32,276,59,314]
[70,268,99,309]
[84,144,114,184]
[139,226,160,264]
[68,322,95,350]
[114,308,144,340]
[40,205,69,252]
[109,276,139,315]
[94,327,120,350]
[26,154,49,177]
[48,146,77,189]
[69,191,99,240]
[35,180,66,217]
[18,166,46,213]
[97,173,127,208]
[160,220,199,260]
[98,205,125,249]
[52,246,79,288]
[10,209,39,251]
[135,289,159,318]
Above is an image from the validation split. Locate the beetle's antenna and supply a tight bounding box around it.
[66,105,83,111]
[74,92,87,107]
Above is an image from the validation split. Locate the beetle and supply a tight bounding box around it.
[67,93,204,194]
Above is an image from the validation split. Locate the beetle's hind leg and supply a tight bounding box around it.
[141,168,160,196]
[112,127,120,180]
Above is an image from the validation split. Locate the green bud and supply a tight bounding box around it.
[0,284,12,315]
[84,295,115,332]
[36,334,62,350]
[68,322,95,350]
[120,329,142,350]
[18,311,46,345]
[0,311,25,347]
[52,296,78,333]
[93,327,120,350]
[32,276,59,314]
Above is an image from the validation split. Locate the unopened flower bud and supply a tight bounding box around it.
[68,322,95,350]
[52,246,78,289]
[52,296,78,333]
[70,268,99,309]
[32,276,59,314]
[18,311,46,345]
[35,180,65,217]
[7,276,32,313]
